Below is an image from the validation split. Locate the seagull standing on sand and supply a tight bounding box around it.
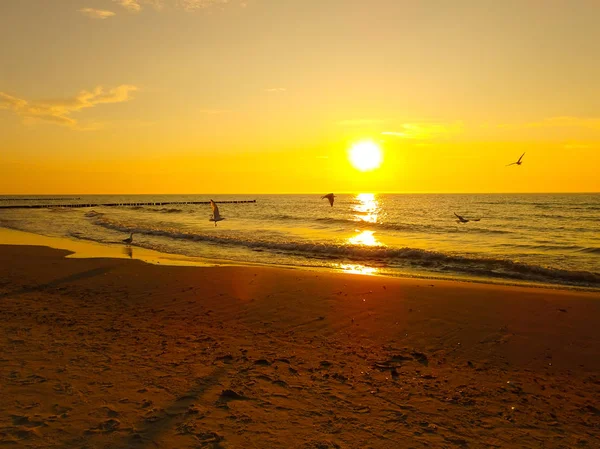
[454,213,481,224]
[321,193,335,207]
[507,152,525,166]
[123,232,134,244]
[209,199,225,227]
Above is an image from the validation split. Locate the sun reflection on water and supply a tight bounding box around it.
[341,194,384,276]
[353,193,379,223]
[348,230,380,246]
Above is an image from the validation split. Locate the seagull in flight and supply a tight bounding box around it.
[454,213,481,224]
[122,232,134,244]
[321,193,335,207]
[507,152,525,166]
[209,199,225,226]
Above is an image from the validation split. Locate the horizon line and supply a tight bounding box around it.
[1,191,599,196]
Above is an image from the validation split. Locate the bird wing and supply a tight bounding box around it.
[210,200,220,219]
[506,162,516,166]
[472,218,481,222]
[454,212,464,220]
[321,193,334,206]
[518,152,525,163]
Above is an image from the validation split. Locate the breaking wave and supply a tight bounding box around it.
[89,216,600,287]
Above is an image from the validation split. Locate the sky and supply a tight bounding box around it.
[1,0,599,194]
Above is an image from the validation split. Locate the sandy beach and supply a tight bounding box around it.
[1,244,599,448]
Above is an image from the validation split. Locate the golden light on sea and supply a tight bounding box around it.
[348,141,383,171]
[348,230,380,247]
[353,193,379,223]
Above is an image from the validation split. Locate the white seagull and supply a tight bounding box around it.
[507,152,525,166]
[209,199,225,226]
[122,232,134,244]
[454,213,481,224]
[321,193,335,207]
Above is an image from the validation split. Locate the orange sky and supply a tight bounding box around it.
[1,0,599,194]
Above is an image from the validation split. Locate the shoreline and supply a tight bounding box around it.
[1,244,599,447]
[1,227,598,293]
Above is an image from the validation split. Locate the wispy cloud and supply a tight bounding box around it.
[382,122,463,140]
[177,0,229,11]
[380,131,408,137]
[337,118,386,127]
[500,116,600,130]
[113,0,142,12]
[198,109,230,114]
[265,87,287,93]
[563,142,591,149]
[78,8,116,19]
[0,85,138,129]
[109,0,236,13]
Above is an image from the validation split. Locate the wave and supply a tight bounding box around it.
[152,207,185,214]
[47,207,77,213]
[578,247,600,255]
[311,217,512,235]
[89,216,600,287]
[571,206,600,211]
[498,243,586,252]
[126,206,187,214]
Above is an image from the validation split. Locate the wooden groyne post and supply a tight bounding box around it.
[0,200,257,210]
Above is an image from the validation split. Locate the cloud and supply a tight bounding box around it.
[503,117,600,130]
[109,0,234,12]
[563,143,591,149]
[265,87,286,93]
[380,131,408,137]
[0,85,138,129]
[78,8,116,19]
[176,0,229,11]
[198,109,230,114]
[382,122,463,140]
[113,0,142,12]
[337,118,386,127]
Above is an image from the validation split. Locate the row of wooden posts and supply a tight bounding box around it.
[0,200,257,210]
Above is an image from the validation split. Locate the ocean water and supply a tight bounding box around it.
[0,193,599,288]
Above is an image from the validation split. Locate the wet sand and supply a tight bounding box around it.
[1,244,599,448]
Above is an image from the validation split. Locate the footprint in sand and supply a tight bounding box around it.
[10,415,47,427]
[84,418,122,434]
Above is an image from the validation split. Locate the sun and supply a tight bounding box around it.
[349,141,383,171]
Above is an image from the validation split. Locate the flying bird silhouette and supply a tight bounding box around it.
[507,152,525,166]
[321,193,335,207]
[454,213,481,224]
[122,232,134,244]
[209,199,225,226]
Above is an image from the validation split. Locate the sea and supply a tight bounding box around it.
[0,193,599,289]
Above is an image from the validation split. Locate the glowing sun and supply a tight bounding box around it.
[349,141,383,171]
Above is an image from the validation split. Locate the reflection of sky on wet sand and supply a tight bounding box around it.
[353,193,379,223]
[123,246,133,259]
[338,263,378,275]
[0,227,213,267]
